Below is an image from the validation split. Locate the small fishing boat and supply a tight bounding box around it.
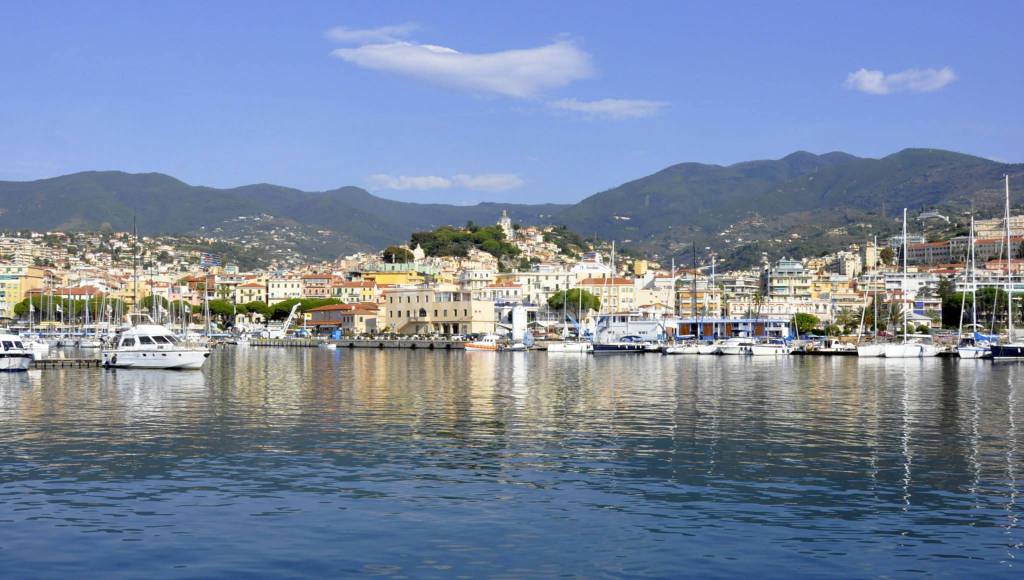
[465,334,501,351]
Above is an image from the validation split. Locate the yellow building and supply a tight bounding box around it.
[0,264,45,318]
[578,277,637,313]
[331,280,381,304]
[363,270,425,286]
[235,282,267,304]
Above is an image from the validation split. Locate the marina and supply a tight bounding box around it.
[2,347,1021,577]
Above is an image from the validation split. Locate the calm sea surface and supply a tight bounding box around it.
[0,349,1022,578]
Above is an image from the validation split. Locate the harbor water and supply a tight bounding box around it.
[1,349,1022,577]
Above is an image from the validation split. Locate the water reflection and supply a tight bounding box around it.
[0,350,1022,576]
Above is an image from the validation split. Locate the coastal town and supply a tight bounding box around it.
[2,205,1022,350]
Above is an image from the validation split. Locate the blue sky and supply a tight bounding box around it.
[1,1,1021,204]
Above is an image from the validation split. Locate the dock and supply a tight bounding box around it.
[250,338,466,350]
[32,358,103,369]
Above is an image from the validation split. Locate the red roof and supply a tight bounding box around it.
[308,302,379,313]
[579,276,633,285]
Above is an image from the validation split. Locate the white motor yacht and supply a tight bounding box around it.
[0,334,33,371]
[102,315,210,370]
[749,338,791,356]
[718,337,754,355]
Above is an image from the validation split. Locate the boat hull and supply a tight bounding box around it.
[883,343,940,358]
[592,343,645,354]
[719,345,750,355]
[102,349,209,369]
[697,344,721,355]
[957,346,990,359]
[856,344,886,357]
[749,345,790,356]
[664,345,699,355]
[0,354,32,372]
[990,344,1024,359]
[546,342,592,353]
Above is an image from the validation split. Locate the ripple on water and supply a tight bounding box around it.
[0,350,1021,577]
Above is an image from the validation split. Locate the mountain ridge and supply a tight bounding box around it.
[2,148,1022,266]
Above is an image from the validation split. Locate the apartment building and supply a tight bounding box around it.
[0,264,45,318]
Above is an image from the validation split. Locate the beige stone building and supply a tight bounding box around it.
[384,285,495,335]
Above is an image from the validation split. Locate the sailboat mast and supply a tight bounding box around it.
[970,216,978,331]
[132,215,139,317]
[1006,175,1014,339]
[691,243,698,334]
[958,217,970,341]
[902,208,908,344]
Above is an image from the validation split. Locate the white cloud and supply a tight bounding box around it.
[844,67,956,95]
[549,98,668,119]
[332,40,593,98]
[326,23,417,44]
[368,173,524,192]
[452,173,524,192]
[367,174,451,190]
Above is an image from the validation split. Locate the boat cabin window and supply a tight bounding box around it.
[14,341,24,349]
[165,335,178,344]
[121,337,136,347]
[138,336,155,345]
[1,341,12,350]
[152,335,171,344]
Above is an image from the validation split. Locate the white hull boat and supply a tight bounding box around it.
[102,316,210,370]
[0,334,33,371]
[719,338,754,355]
[883,343,940,358]
[664,344,700,355]
[856,343,887,358]
[547,341,592,353]
[957,346,990,359]
[697,343,721,355]
[749,343,791,356]
[24,339,50,360]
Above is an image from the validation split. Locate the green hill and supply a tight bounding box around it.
[554,148,1024,267]
[1,148,1021,266]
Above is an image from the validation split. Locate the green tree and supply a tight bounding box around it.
[382,246,414,263]
[243,301,272,319]
[547,289,600,323]
[879,247,895,265]
[793,312,820,335]
[834,308,859,334]
[915,323,931,334]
